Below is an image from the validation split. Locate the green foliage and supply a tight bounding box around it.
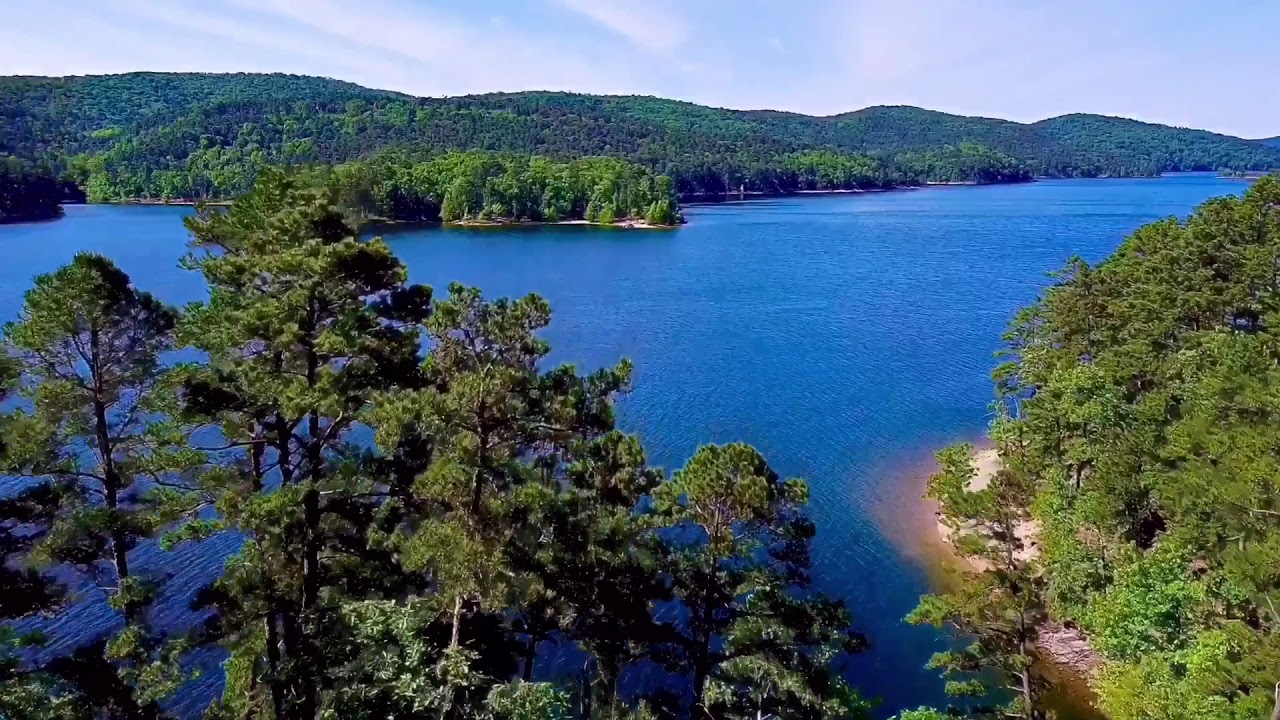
[7,73,1275,203]
[487,681,574,720]
[1094,627,1274,720]
[895,143,1033,184]
[1079,541,1208,661]
[982,174,1280,716]
[0,155,66,222]
[337,151,681,224]
[0,169,870,718]
[892,709,951,720]
[0,252,197,715]
[655,444,868,719]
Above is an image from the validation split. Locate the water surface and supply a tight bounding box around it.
[0,175,1246,716]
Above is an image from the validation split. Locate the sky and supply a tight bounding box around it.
[3,0,1277,138]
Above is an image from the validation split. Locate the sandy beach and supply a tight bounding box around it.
[934,447,1040,570]
[930,446,1103,688]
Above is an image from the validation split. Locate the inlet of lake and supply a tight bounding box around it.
[0,174,1248,717]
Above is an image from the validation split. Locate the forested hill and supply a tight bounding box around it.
[3,72,1279,200]
[1261,136,1280,148]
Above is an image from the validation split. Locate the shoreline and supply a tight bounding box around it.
[120,198,231,207]
[884,442,1105,718]
[447,217,675,230]
[934,447,1041,572]
[681,178,1037,206]
[108,201,678,229]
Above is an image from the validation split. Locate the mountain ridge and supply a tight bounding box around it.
[3,72,1278,199]
[3,72,1262,134]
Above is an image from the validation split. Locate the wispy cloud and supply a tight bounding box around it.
[222,0,464,68]
[4,0,1277,137]
[103,0,408,80]
[215,0,639,97]
[553,0,688,54]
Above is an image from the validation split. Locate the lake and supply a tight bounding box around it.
[0,174,1247,717]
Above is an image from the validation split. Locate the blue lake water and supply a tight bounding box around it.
[0,175,1248,717]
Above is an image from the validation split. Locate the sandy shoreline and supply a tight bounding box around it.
[935,447,1040,570]
[925,445,1104,693]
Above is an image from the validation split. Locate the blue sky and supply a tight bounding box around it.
[4,0,1277,138]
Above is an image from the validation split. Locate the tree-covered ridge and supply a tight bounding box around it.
[4,72,1277,201]
[1260,136,1280,149]
[0,171,869,719]
[0,156,65,223]
[921,175,1280,719]
[0,72,402,159]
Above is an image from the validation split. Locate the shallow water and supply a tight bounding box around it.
[0,175,1247,716]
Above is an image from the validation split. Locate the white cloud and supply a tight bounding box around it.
[222,0,464,68]
[215,0,641,97]
[103,0,408,80]
[553,0,688,54]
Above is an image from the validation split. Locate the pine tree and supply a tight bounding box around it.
[654,443,868,719]
[175,170,432,719]
[0,253,198,717]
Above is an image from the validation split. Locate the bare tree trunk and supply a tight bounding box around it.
[450,595,465,649]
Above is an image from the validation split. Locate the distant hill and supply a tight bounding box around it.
[2,72,1278,199]
[1260,136,1280,148]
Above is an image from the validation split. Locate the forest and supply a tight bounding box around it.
[915,175,1280,719]
[0,170,876,720]
[335,152,681,225]
[0,156,69,223]
[4,73,1277,204]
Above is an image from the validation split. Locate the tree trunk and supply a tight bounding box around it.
[692,602,713,709]
[301,481,320,610]
[90,327,134,621]
[297,298,322,720]
[521,637,537,681]
[1021,668,1035,719]
[265,612,287,720]
[450,595,465,649]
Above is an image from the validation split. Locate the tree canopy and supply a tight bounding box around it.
[5,72,1277,203]
[922,174,1280,719]
[0,170,868,719]
[0,155,68,223]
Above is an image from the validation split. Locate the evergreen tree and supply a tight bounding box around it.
[0,253,197,718]
[907,441,1047,719]
[654,443,868,719]
[175,169,432,719]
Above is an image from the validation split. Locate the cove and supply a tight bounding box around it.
[0,175,1247,717]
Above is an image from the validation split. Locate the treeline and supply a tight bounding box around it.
[69,138,1027,207]
[5,73,1276,203]
[325,151,677,225]
[0,156,67,223]
[710,145,1031,195]
[913,175,1280,719]
[0,170,875,719]
[895,143,1034,184]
